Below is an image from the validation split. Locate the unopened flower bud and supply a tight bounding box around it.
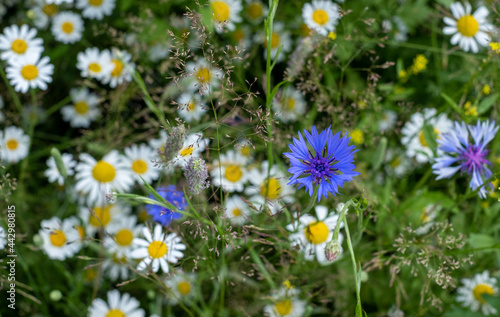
[158,125,187,164]
[184,157,210,195]
[336,203,346,213]
[324,239,342,262]
[50,290,62,301]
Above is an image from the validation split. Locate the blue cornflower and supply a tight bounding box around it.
[284,126,360,201]
[432,121,498,199]
[146,185,187,226]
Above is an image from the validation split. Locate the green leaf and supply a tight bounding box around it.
[199,5,214,32]
[468,233,499,251]
[483,294,500,310]
[372,137,387,170]
[422,123,437,152]
[441,92,462,114]
[477,93,498,115]
[50,147,66,179]
[442,306,483,317]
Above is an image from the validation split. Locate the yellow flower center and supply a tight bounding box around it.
[225,165,242,182]
[284,98,295,110]
[132,159,148,174]
[232,208,242,217]
[115,229,133,246]
[419,209,430,223]
[21,65,38,80]
[259,178,281,200]
[84,269,97,281]
[111,59,124,77]
[178,281,191,295]
[88,63,101,73]
[106,309,125,317]
[240,146,250,156]
[77,225,85,240]
[390,157,401,168]
[89,205,112,227]
[300,23,311,37]
[112,253,127,264]
[6,139,18,150]
[186,102,196,112]
[418,128,439,147]
[196,67,212,84]
[74,101,89,114]
[233,29,244,42]
[304,221,329,245]
[61,22,74,34]
[473,283,495,304]
[264,32,280,49]
[312,9,329,25]
[456,15,479,37]
[148,241,168,258]
[180,146,194,157]
[247,2,263,19]
[92,161,116,183]
[43,4,58,16]
[275,299,293,316]
[11,39,27,54]
[50,230,66,247]
[211,1,230,22]
[89,0,104,7]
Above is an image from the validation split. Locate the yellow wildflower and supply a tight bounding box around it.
[464,101,478,117]
[328,31,337,40]
[409,54,428,74]
[489,42,500,53]
[351,129,364,144]
[482,84,491,95]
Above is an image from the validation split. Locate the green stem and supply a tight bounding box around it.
[249,248,276,288]
[45,95,72,117]
[131,69,165,124]
[344,219,362,316]
[0,63,22,114]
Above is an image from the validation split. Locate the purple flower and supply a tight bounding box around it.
[146,185,187,226]
[284,126,360,201]
[432,121,498,198]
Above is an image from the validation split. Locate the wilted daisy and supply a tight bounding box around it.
[51,11,84,43]
[286,205,343,265]
[165,271,197,304]
[185,58,223,95]
[456,271,498,315]
[284,126,360,201]
[101,49,134,88]
[432,121,498,199]
[0,227,6,249]
[77,0,116,20]
[210,0,242,32]
[130,224,186,273]
[0,126,30,163]
[39,216,82,260]
[5,54,54,93]
[224,195,251,225]
[378,110,397,132]
[263,287,306,317]
[302,0,339,36]
[104,215,143,256]
[401,108,452,164]
[44,153,77,185]
[75,151,134,205]
[258,22,292,62]
[177,93,208,122]
[0,24,44,61]
[76,47,113,80]
[88,290,145,317]
[79,203,131,237]
[272,86,306,123]
[211,150,249,192]
[244,0,267,24]
[122,143,160,184]
[146,185,186,226]
[443,2,493,53]
[60,87,101,128]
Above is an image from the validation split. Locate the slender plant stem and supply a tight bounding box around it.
[0,63,22,114]
[344,219,362,316]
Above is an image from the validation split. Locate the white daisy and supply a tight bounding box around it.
[100,49,134,88]
[177,93,208,122]
[61,87,101,128]
[39,216,82,260]
[384,149,411,178]
[414,204,440,236]
[46,0,73,4]
[122,143,160,184]
[104,214,143,256]
[148,42,169,63]
[170,132,209,168]
[75,151,135,205]
[231,25,253,49]
[456,271,498,315]
[257,22,292,62]
[224,195,251,225]
[31,1,59,30]
[263,287,306,317]
[101,249,133,281]
[302,0,339,36]
[236,139,254,160]
[382,17,409,43]
[76,0,116,21]
[378,110,397,132]
[0,24,44,62]
[0,126,30,163]
[210,150,249,192]
[149,130,167,153]
[286,205,344,265]
[88,290,145,317]
[165,271,197,304]
[244,0,267,24]
[44,152,77,185]
[76,47,113,80]
[272,86,306,123]
[51,11,84,44]
[5,54,54,93]
[443,2,494,53]
[130,224,186,273]
[79,203,131,237]
[210,0,243,32]
[184,58,223,95]
[0,227,6,249]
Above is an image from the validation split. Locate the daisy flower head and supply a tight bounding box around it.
[263,287,306,317]
[0,126,30,164]
[39,216,82,260]
[77,0,116,21]
[146,185,186,226]
[101,248,133,281]
[31,1,59,30]
[100,49,134,88]
[258,22,292,62]
[302,0,339,36]
[224,195,251,225]
[210,150,250,192]
[384,149,411,178]
[75,151,134,205]
[130,224,186,273]
[0,24,44,62]
[443,2,494,53]
[244,0,267,24]
[284,126,360,202]
[79,203,131,237]
[236,139,254,160]
[60,87,101,128]
[414,204,440,235]
[148,42,169,62]
[286,205,343,265]
[104,215,143,256]
[210,0,243,32]
[0,227,6,249]
[165,271,197,304]
[170,132,209,168]
[46,0,74,4]
[432,120,499,199]
[44,152,77,185]
[5,54,53,93]
[184,58,223,95]
[88,290,144,317]
[51,11,84,44]
[378,110,397,132]
[177,93,208,122]
[272,86,306,123]
[456,271,498,315]
[76,47,113,80]
[231,25,253,49]
[122,143,160,184]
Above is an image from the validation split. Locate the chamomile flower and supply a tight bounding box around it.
[302,0,339,36]
[244,0,267,24]
[210,0,243,32]
[31,1,59,30]
[79,203,131,237]
[171,133,209,168]
[401,108,452,163]
[101,49,134,88]
[263,287,306,317]
[414,204,440,235]
[456,271,498,315]
[286,205,343,265]
[224,195,251,225]
[75,151,135,205]
[122,143,160,184]
[46,0,74,4]
[384,149,411,178]
[130,224,186,273]
[0,24,44,62]
[60,88,101,128]
[378,110,397,132]
[102,249,133,281]
[77,0,116,20]
[148,42,169,62]
[88,290,145,317]
[258,22,292,62]
[272,86,306,123]
[177,93,208,122]
[104,215,143,256]
[5,54,54,93]
[211,150,249,192]
[76,47,113,80]
[44,153,77,185]
[165,271,197,304]
[39,216,82,260]
[443,2,493,53]
[231,25,253,49]
[185,58,223,95]
[0,126,30,164]
[236,139,254,160]
[0,227,6,249]
[382,16,408,42]
[51,11,84,44]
